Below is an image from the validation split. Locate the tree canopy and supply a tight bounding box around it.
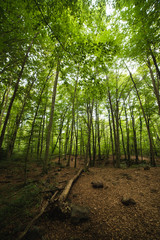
[0,0,160,170]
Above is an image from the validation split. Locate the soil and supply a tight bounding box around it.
[0,157,160,240]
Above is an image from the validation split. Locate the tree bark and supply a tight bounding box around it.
[59,168,84,202]
[40,104,47,160]
[125,105,131,166]
[74,110,78,168]
[147,58,160,114]
[130,106,138,164]
[43,59,60,173]
[64,117,70,161]
[115,79,120,168]
[67,67,79,166]
[120,120,127,160]
[126,64,155,166]
[95,101,101,164]
[0,32,38,151]
[139,116,143,161]
[107,79,117,167]
[51,109,68,155]
[7,79,35,159]
[92,111,96,167]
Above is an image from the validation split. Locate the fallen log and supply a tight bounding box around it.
[59,168,84,202]
[18,167,84,239]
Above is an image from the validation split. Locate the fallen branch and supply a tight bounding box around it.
[18,191,58,240]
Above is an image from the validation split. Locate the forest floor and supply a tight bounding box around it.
[0,157,160,240]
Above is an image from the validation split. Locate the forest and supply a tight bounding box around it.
[0,0,160,239]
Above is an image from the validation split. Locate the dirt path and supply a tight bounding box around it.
[40,166,160,240]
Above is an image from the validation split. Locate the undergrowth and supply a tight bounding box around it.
[0,183,41,238]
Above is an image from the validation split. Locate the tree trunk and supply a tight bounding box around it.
[126,64,155,166]
[120,120,127,161]
[40,104,47,160]
[147,58,160,114]
[0,80,12,128]
[107,83,117,166]
[125,105,131,166]
[58,130,61,165]
[7,79,35,159]
[43,59,60,173]
[74,110,78,168]
[108,108,115,164]
[139,116,143,161]
[130,106,138,164]
[92,117,96,167]
[64,118,70,161]
[67,67,79,166]
[37,114,43,161]
[51,109,67,155]
[86,101,91,167]
[95,101,101,164]
[149,46,160,81]
[0,32,38,151]
[115,81,120,168]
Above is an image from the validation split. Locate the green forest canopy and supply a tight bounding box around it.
[0,0,160,171]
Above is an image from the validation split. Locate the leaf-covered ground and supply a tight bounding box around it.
[0,158,160,240]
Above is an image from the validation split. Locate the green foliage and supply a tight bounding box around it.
[0,183,41,228]
[0,0,160,167]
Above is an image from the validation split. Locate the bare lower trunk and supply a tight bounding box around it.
[96,101,101,163]
[108,108,115,164]
[7,80,35,159]
[120,120,127,160]
[43,59,60,173]
[130,106,138,164]
[67,67,79,166]
[126,64,155,166]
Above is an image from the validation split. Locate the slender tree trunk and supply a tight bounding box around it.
[40,104,47,160]
[126,65,155,166]
[25,68,53,163]
[80,126,85,160]
[67,67,79,166]
[107,84,117,166]
[147,58,160,114]
[102,121,109,164]
[0,81,12,128]
[37,115,43,161]
[120,120,127,160]
[74,111,78,168]
[51,109,67,155]
[115,82,120,168]
[0,33,38,151]
[58,130,61,165]
[7,79,35,159]
[149,46,160,81]
[43,59,60,173]
[139,116,143,161]
[108,108,115,164]
[125,105,131,166]
[92,118,96,167]
[130,106,138,164]
[0,89,7,114]
[95,101,101,164]
[64,118,70,161]
[86,101,92,166]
